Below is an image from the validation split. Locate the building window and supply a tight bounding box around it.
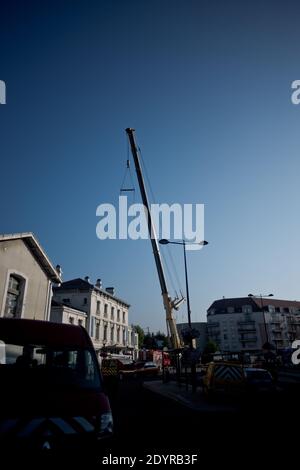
[123,311,126,324]
[117,309,120,322]
[123,328,126,344]
[111,306,114,320]
[243,305,252,313]
[224,334,228,340]
[69,317,74,324]
[62,298,70,304]
[111,326,114,342]
[103,324,107,341]
[96,301,100,314]
[83,298,87,305]
[90,317,95,337]
[4,274,25,318]
[104,304,108,317]
[96,321,100,340]
[117,327,120,343]
[78,319,83,327]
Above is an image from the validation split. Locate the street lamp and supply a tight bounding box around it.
[159,238,208,392]
[248,293,274,349]
[159,239,208,332]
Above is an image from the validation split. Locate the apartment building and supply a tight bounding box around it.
[207,297,300,353]
[53,277,138,357]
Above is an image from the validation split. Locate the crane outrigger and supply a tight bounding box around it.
[125,128,184,351]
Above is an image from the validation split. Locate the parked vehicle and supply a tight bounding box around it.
[104,359,159,380]
[203,362,276,399]
[139,349,171,369]
[244,368,275,393]
[203,361,245,398]
[101,357,135,381]
[139,361,160,377]
[0,318,113,454]
[129,361,159,379]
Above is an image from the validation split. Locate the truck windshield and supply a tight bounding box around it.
[0,342,101,391]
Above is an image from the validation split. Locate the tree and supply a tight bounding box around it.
[203,340,218,354]
[154,331,168,348]
[143,333,156,349]
[201,340,218,364]
[132,325,145,349]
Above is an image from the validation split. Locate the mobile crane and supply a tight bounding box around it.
[125,128,184,351]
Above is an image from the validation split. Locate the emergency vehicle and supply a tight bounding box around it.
[203,361,275,397]
[0,318,113,454]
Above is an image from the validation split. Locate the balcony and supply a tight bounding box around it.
[238,327,256,333]
[272,327,283,333]
[273,339,284,345]
[207,327,220,335]
[288,328,297,333]
[209,334,220,342]
[239,337,257,343]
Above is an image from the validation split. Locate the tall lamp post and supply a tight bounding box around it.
[248,293,273,349]
[159,238,208,391]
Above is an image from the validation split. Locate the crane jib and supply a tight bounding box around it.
[125,128,183,350]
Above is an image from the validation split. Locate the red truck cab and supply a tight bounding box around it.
[0,318,113,455]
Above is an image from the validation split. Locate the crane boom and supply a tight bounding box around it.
[125,128,183,350]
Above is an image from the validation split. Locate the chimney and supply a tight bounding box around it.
[84,276,90,283]
[106,287,115,296]
[56,264,62,276]
[95,278,102,289]
[53,265,62,287]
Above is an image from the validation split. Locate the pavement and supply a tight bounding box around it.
[142,380,238,413]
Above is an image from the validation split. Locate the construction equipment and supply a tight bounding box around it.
[125,128,184,351]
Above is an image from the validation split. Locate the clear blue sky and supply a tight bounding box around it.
[1,0,300,332]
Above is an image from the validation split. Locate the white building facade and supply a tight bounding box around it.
[50,300,87,328]
[0,233,61,321]
[53,277,138,358]
[207,297,300,353]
